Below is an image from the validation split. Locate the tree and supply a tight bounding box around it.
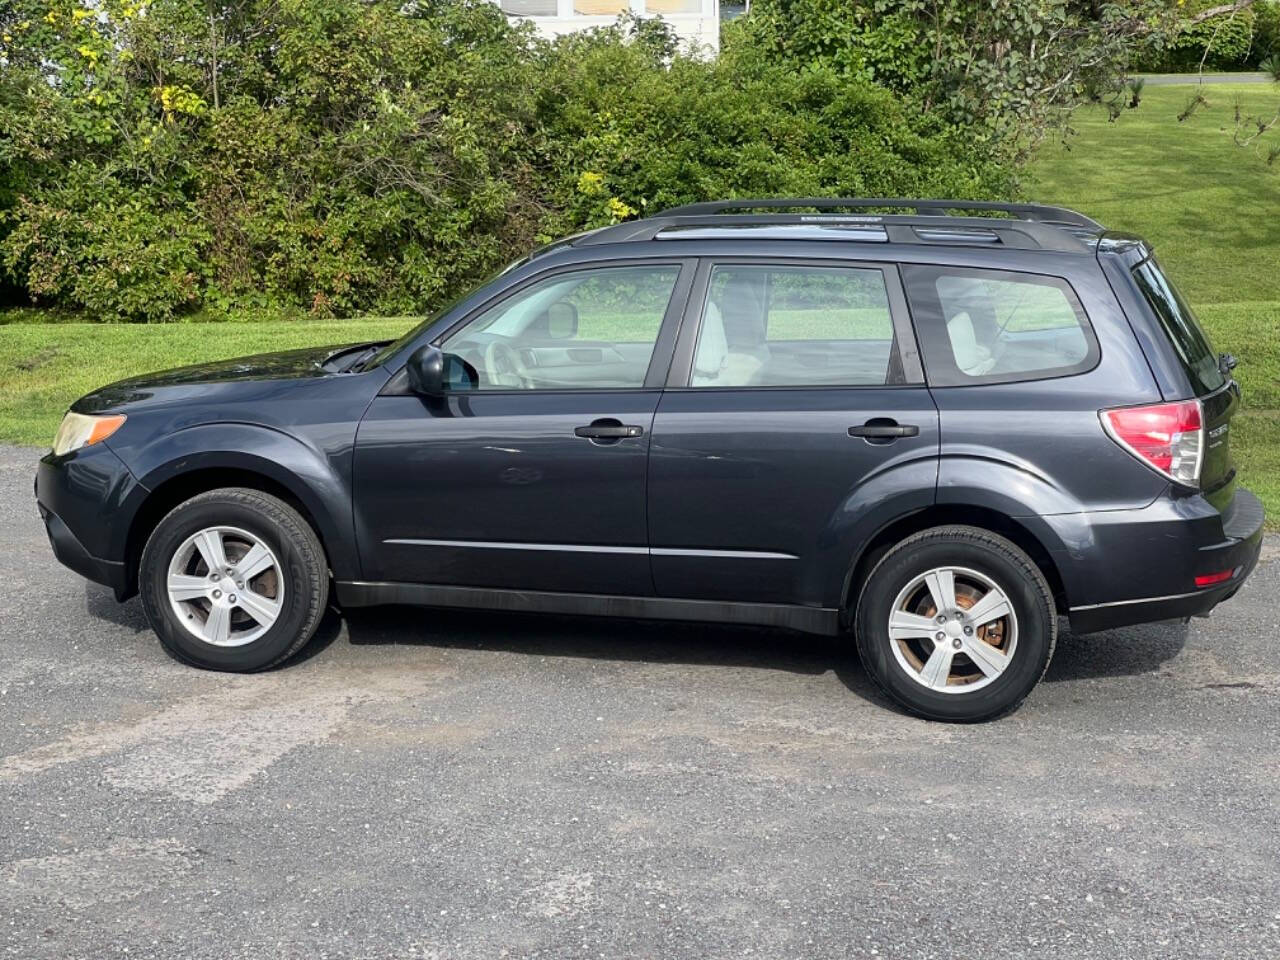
[0,1,1009,321]
[735,0,1278,161]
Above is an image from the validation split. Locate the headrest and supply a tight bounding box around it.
[716,277,766,348]
[947,311,996,376]
[692,300,729,384]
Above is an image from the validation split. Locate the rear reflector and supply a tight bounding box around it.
[1101,399,1203,486]
[1194,568,1236,588]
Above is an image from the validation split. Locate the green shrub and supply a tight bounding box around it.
[0,0,1010,322]
[1134,0,1263,71]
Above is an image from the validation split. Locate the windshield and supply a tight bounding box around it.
[362,258,528,370]
[1131,257,1225,396]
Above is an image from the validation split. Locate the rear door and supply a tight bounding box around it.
[646,258,940,608]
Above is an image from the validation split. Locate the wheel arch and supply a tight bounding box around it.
[840,504,1069,627]
[117,427,358,598]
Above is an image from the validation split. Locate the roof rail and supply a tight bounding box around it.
[655,198,1104,231]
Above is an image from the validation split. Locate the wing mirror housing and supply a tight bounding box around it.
[405,345,446,397]
[405,345,479,396]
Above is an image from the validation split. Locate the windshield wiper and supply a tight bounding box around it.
[346,346,382,373]
[322,341,391,374]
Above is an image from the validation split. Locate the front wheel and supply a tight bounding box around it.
[139,488,330,671]
[854,526,1056,722]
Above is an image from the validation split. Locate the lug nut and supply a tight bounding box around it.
[209,573,218,581]
[212,589,222,599]
[236,581,244,589]
[964,625,973,635]
[935,614,946,624]
[935,631,945,642]
[229,594,237,603]
[952,638,962,649]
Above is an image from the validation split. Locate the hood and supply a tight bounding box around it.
[72,343,372,414]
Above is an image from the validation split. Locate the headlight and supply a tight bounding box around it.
[52,412,127,456]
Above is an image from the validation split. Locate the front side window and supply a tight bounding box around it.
[903,266,1097,386]
[440,265,680,391]
[689,264,900,388]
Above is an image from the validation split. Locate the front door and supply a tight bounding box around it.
[647,259,940,608]
[354,261,691,595]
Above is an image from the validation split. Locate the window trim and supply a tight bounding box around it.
[419,258,697,395]
[664,257,925,391]
[901,264,1101,389]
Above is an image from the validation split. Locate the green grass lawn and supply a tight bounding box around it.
[1031,79,1280,525]
[0,320,414,446]
[1030,82,1280,305]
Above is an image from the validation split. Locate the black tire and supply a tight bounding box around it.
[139,487,329,671]
[853,525,1056,722]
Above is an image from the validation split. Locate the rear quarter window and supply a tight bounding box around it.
[902,265,1099,387]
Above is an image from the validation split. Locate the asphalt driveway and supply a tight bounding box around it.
[2,445,1278,959]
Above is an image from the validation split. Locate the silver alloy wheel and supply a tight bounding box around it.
[887,565,1018,694]
[166,525,284,647]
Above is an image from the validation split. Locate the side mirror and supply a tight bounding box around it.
[405,345,446,397]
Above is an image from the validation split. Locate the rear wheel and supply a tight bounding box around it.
[139,488,329,671]
[854,526,1056,722]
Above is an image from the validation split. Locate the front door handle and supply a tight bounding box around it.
[575,421,644,440]
[848,420,920,440]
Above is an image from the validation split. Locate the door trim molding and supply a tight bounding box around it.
[386,537,647,555]
[384,538,797,560]
[335,580,838,635]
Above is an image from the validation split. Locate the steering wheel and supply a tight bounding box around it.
[483,340,527,388]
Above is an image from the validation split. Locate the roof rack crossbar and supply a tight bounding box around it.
[654,198,1103,231]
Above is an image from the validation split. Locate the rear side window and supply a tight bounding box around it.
[902,265,1098,386]
[1132,258,1225,396]
[689,264,901,387]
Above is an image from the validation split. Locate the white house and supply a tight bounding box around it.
[494,0,720,54]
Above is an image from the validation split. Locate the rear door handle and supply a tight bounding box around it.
[848,421,920,439]
[575,423,644,439]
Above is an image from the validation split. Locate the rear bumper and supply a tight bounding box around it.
[1061,487,1264,634]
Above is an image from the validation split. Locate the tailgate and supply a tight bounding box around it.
[1130,256,1237,510]
[1199,380,1239,513]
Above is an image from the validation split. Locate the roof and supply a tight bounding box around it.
[562,198,1105,255]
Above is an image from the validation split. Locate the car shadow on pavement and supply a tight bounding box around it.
[337,602,898,704]
[1044,619,1189,683]
[82,584,1190,697]
[333,604,1190,691]
[83,583,153,633]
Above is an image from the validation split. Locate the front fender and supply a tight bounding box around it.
[111,421,359,581]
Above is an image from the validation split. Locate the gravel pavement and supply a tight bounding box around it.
[2,444,1278,959]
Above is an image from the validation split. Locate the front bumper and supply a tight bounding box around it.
[35,444,146,599]
[1062,487,1265,634]
[37,500,129,595]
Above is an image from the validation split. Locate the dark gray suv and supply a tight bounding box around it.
[36,198,1264,721]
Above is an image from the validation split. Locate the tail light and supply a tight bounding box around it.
[1100,399,1203,486]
